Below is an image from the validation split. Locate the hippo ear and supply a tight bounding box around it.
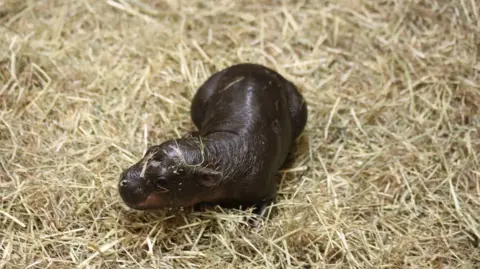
[193,166,223,187]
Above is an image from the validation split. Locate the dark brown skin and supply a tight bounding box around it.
[118,63,307,218]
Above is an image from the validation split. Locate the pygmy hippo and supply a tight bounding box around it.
[118,63,307,218]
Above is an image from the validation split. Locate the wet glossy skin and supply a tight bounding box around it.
[118,63,307,216]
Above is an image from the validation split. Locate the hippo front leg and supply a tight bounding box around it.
[247,198,276,228]
[247,179,278,227]
[253,198,275,219]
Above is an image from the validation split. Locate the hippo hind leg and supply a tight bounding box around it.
[285,81,308,141]
[279,81,308,169]
[190,70,225,129]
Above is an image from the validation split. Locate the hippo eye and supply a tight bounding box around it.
[154,176,169,193]
[155,184,169,193]
[157,176,167,181]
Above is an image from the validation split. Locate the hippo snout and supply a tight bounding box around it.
[118,169,149,206]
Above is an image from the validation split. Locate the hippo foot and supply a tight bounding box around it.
[247,198,275,228]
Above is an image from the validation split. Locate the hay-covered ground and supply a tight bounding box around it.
[1,0,479,268]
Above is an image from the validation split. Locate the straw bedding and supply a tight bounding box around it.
[0,0,479,268]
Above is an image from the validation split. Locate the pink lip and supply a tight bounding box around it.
[125,192,197,211]
[135,193,169,209]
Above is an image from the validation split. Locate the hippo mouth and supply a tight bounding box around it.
[123,192,171,211]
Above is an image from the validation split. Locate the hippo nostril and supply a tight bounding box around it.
[118,179,148,205]
[119,179,129,188]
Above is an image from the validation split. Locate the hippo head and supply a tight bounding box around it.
[118,139,222,210]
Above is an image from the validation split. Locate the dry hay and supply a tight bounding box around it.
[0,0,479,268]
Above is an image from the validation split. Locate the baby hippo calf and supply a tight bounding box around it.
[118,63,307,218]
